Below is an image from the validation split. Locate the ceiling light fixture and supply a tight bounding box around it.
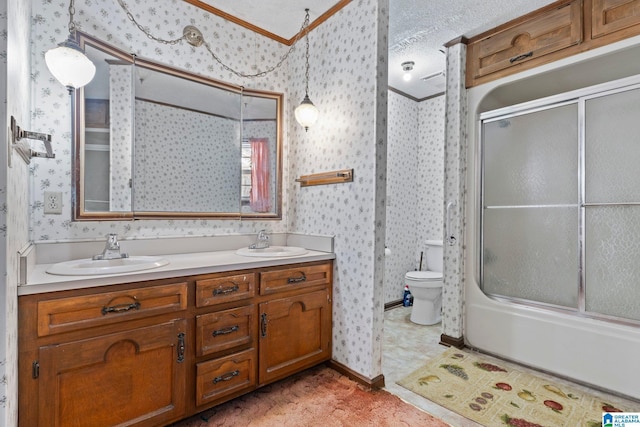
[294,9,319,132]
[45,0,96,92]
[402,61,415,82]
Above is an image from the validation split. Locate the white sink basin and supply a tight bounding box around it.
[46,256,170,276]
[235,246,308,258]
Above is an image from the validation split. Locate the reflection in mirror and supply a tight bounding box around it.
[74,33,283,220]
[133,66,242,213]
[81,42,133,215]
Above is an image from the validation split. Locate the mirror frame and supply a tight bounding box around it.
[73,32,283,221]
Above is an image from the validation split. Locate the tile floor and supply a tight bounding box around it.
[381,306,639,426]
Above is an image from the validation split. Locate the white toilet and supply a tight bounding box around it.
[405,240,443,325]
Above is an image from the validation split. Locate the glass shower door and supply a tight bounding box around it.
[481,103,580,308]
[584,87,640,322]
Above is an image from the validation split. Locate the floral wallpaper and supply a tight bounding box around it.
[133,100,240,212]
[417,96,446,244]
[109,63,133,212]
[287,0,389,378]
[384,91,445,305]
[29,0,290,240]
[6,0,32,424]
[385,91,419,303]
[442,42,468,340]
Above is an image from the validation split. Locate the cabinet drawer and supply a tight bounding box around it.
[196,348,256,406]
[37,282,187,337]
[592,0,640,38]
[195,273,256,307]
[196,305,256,357]
[468,0,582,80]
[259,263,332,295]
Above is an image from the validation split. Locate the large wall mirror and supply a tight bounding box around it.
[74,33,283,220]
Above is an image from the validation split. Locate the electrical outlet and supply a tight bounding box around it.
[44,191,63,214]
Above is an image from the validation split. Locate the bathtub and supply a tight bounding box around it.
[463,39,640,401]
[465,280,640,399]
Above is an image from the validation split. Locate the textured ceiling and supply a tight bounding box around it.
[195,0,562,100]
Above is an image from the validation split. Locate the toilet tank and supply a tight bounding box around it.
[425,240,443,273]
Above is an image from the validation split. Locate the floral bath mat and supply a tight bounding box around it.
[397,348,635,427]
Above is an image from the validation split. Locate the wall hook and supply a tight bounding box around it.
[10,116,56,165]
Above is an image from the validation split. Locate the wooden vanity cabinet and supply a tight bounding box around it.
[19,260,333,427]
[18,281,189,427]
[258,263,332,385]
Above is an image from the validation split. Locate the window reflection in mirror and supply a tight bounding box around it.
[74,33,282,220]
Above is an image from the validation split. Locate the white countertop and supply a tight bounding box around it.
[21,249,335,295]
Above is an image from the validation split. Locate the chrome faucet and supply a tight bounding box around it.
[92,233,129,260]
[249,229,270,249]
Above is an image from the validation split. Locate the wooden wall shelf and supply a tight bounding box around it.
[296,169,353,187]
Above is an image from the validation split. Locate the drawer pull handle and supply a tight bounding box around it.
[213,284,240,296]
[509,51,533,63]
[212,325,240,337]
[287,273,307,284]
[177,332,185,363]
[213,370,240,384]
[261,313,267,338]
[101,300,140,315]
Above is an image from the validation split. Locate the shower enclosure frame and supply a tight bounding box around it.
[478,74,640,328]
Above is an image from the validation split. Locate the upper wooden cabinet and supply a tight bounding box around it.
[466,0,640,88]
[468,0,582,83]
[592,0,640,38]
[467,0,583,87]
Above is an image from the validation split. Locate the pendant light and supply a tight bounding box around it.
[45,0,96,92]
[294,9,319,132]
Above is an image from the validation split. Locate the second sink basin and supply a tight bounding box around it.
[46,256,170,276]
[235,246,308,258]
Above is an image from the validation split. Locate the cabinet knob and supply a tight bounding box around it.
[509,51,534,63]
[287,273,307,284]
[213,370,240,384]
[261,313,268,337]
[213,283,240,296]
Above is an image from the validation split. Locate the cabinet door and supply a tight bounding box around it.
[592,0,640,39]
[37,319,187,427]
[467,0,582,83]
[259,289,331,384]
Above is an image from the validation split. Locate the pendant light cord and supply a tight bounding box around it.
[67,0,77,34]
[116,0,311,79]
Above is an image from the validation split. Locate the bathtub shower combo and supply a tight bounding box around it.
[467,74,640,400]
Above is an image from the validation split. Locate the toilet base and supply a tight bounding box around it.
[410,297,442,325]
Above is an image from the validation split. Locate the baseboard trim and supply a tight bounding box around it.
[384,300,403,311]
[440,333,465,349]
[326,360,385,390]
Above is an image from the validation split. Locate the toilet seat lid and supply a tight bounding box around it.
[406,271,442,281]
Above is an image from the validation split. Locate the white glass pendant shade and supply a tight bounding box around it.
[45,37,96,90]
[295,94,319,132]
